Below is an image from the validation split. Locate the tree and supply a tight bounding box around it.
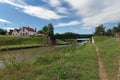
[42,25,48,35]
[48,23,54,37]
[38,23,54,37]
[94,24,105,36]
[112,23,120,33]
[117,23,120,32]
[105,29,113,36]
[38,30,44,34]
[113,26,118,33]
[9,29,13,35]
[0,29,7,35]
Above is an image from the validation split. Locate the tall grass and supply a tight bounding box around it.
[0,43,99,80]
[95,36,120,80]
[0,36,47,46]
[0,36,47,49]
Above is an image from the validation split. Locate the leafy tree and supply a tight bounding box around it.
[94,24,105,36]
[117,23,120,32]
[105,29,113,36]
[55,33,60,36]
[9,29,13,35]
[0,29,7,35]
[61,32,79,36]
[48,23,54,37]
[38,23,54,37]
[113,26,118,33]
[42,25,48,35]
[38,30,44,34]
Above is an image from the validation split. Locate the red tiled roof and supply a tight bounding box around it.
[22,27,36,32]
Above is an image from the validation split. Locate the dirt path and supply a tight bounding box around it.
[95,45,109,80]
[116,58,120,80]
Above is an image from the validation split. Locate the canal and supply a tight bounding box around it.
[0,42,86,69]
[0,46,65,62]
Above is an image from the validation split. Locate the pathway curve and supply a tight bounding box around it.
[95,44,109,80]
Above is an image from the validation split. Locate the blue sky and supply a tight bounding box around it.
[0,0,120,34]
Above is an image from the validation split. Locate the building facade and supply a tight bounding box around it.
[12,27,37,36]
[115,32,120,38]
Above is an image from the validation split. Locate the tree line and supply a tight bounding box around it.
[38,23,54,37]
[0,29,7,35]
[0,23,54,36]
[94,23,120,36]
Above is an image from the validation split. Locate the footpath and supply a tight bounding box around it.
[93,39,109,80]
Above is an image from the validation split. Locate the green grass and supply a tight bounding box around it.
[0,35,47,46]
[1,36,120,80]
[94,36,120,80]
[0,43,99,80]
[0,35,47,50]
[56,39,70,45]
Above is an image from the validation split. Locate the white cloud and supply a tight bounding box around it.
[43,0,69,14]
[64,0,120,28]
[23,5,65,20]
[56,7,69,14]
[81,0,120,27]
[55,21,80,27]
[0,18,11,23]
[0,0,64,20]
[43,0,62,7]
[0,0,120,29]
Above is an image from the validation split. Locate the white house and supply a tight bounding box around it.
[12,27,37,36]
[12,29,20,36]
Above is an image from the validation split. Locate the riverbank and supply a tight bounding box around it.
[1,36,120,80]
[0,36,47,50]
[0,44,43,51]
[0,36,47,46]
[0,36,72,51]
[0,43,99,80]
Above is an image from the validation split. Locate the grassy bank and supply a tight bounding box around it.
[0,43,99,80]
[0,36,47,46]
[56,39,70,45]
[95,36,120,80]
[0,36,73,50]
[0,36,47,50]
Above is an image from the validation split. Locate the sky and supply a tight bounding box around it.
[0,0,120,34]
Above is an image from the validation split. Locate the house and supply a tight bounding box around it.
[114,32,120,38]
[12,29,20,36]
[12,27,37,36]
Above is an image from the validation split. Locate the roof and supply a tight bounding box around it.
[14,29,20,32]
[22,27,36,32]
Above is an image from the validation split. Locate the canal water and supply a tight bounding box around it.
[0,42,86,69]
[0,46,64,61]
[0,46,65,69]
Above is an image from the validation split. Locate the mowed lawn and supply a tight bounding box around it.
[0,43,99,80]
[95,36,120,80]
